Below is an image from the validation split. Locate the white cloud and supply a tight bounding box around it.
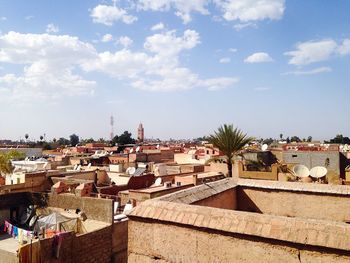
[144,29,200,58]
[137,0,210,24]
[0,31,96,101]
[116,36,133,48]
[219,57,230,63]
[0,17,7,21]
[337,39,350,56]
[46,23,59,33]
[244,52,273,63]
[233,22,257,31]
[85,29,238,92]
[283,67,332,76]
[25,15,34,20]
[229,48,237,52]
[285,40,337,66]
[151,22,165,31]
[90,4,137,26]
[101,33,113,42]
[0,29,238,100]
[215,0,285,22]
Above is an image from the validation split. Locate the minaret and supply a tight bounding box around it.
[110,115,114,140]
[137,123,144,142]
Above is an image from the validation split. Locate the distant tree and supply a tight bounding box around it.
[81,138,95,144]
[307,136,312,142]
[0,150,25,175]
[279,134,283,140]
[40,135,44,141]
[328,134,350,144]
[290,136,301,143]
[112,131,136,145]
[42,142,52,150]
[263,138,274,145]
[69,134,80,146]
[98,138,105,143]
[208,124,253,177]
[58,137,70,146]
[286,137,290,143]
[53,138,57,143]
[195,136,209,142]
[25,134,29,142]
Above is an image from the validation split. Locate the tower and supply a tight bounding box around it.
[110,115,114,141]
[137,123,144,142]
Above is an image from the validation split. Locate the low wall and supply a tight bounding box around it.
[34,226,112,263]
[48,193,113,223]
[112,221,128,263]
[127,200,350,263]
[237,179,350,222]
[193,188,236,210]
[238,162,278,181]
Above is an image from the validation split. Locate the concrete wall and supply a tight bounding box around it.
[128,220,350,263]
[237,186,350,222]
[48,193,113,223]
[193,188,236,210]
[282,151,341,175]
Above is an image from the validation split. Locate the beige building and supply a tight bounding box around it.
[127,179,350,262]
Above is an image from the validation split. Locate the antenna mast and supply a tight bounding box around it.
[110,115,114,140]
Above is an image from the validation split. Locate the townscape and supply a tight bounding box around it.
[1,123,350,262]
[1,0,350,262]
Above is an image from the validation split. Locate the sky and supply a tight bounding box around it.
[0,0,349,141]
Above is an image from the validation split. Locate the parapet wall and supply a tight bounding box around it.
[237,179,350,222]
[127,179,350,263]
[48,193,113,223]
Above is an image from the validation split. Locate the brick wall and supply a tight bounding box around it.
[34,226,113,263]
[73,226,112,263]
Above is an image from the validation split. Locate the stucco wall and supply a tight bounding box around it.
[237,187,350,222]
[128,220,350,263]
[112,221,128,263]
[193,188,236,210]
[48,193,113,223]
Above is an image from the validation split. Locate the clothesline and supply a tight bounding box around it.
[3,220,34,243]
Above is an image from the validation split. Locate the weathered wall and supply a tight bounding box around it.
[19,226,112,263]
[282,151,341,174]
[0,249,18,263]
[39,232,75,263]
[48,193,113,223]
[237,187,350,222]
[73,226,112,263]
[128,220,350,263]
[193,188,236,210]
[112,221,128,263]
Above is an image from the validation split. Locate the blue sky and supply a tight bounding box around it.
[0,0,349,141]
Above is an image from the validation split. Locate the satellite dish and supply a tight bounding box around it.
[129,148,134,153]
[293,164,310,178]
[126,167,136,175]
[261,144,268,151]
[136,146,140,152]
[154,178,162,186]
[310,166,327,178]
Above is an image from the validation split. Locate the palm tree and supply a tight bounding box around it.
[25,134,29,142]
[208,124,253,177]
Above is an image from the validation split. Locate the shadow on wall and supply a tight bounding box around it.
[236,187,263,214]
